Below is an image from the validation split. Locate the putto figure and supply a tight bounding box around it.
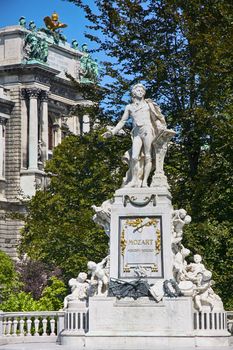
[103,83,175,188]
[87,256,109,296]
[63,272,89,309]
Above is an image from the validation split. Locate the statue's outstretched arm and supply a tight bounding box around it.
[111,106,130,135]
[102,106,130,138]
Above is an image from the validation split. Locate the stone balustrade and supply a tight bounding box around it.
[0,311,64,343]
[0,308,232,346]
[64,308,89,333]
[194,310,228,334]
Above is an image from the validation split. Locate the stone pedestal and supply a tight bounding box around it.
[60,296,230,349]
[60,184,230,348]
[20,169,47,197]
[60,300,88,347]
[110,187,173,285]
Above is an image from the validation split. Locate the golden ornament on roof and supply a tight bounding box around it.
[51,12,59,21]
[43,12,67,31]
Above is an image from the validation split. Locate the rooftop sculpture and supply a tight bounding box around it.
[80,44,99,84]
[43,12,67,31]
[19,15,98,83]
[41,12,67,44]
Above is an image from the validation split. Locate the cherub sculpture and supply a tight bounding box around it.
[185,254,206,282]
[192,270,221,312]
[63,272,89,309]
[173,246,191,283]
[172,209,191,244]
[92,199,112,236]
[87,256,109,296]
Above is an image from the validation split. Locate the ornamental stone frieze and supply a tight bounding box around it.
[34,74,51,85]
[49,99,70,115]
[50,82,78,100]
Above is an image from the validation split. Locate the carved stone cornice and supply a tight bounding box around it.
[0,98,14,115]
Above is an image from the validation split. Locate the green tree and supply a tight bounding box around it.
[20,130,130,281]
[0,251,20,302]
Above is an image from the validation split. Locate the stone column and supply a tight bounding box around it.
[0,117,5,178]
[21,89,28,169]
[57,118,62,145]
[52,121,60,148]
[0,117,7,201]
[75,116,80,135]
[83,114,90,133]
[40,91,49,163]
[27,88,41,170]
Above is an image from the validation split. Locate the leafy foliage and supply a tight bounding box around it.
[20,130,130,281]
[0,251,21,302]
[0,292,38,312]
[35,277,67,311]
[16,259,62,300]
[0,277,66,312]
[0,252,66,311]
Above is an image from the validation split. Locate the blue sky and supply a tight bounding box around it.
[0,0,98,53]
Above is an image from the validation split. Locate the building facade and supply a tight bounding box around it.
[0,20,93,258]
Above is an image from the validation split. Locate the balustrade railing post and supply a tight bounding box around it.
[34,317,40,336]
[12,319,18,336]
[6,319,12,336]
[26,318,32,336]
[0,311,3,336]
[50,318,56,336]
[3,320,7,336]
[19,318,24,336]
[206,312,210,330]
[42,318,47,336]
